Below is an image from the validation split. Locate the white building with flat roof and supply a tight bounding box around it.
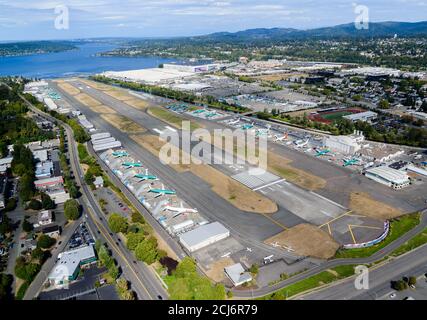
[224,263,252,287]
[324,134,363,155]
[48,245,97,286]
[343,111,378,123]
[365,166,410,189]
[179,222,230,252]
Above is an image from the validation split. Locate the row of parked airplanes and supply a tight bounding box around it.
[111,150,197,217]
[224,119,361,167]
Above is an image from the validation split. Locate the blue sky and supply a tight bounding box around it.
[0,0,426,41]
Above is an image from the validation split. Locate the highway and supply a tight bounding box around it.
[297,243,427,300]
[20,94,168,300]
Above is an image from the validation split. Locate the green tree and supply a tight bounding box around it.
[109,263,120,280]
[14,263,41,282]
[27,199,42,210]
[134,238,158,264]
[37,234,56,249]
[64,199,80,221]
[378,99,390,109]
[22,218,33,233]
[108,213,128,234]
[408,276,417,286]
[41,192,55,210]
[126,232,145,251]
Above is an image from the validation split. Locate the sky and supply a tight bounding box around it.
[0,0,426,41]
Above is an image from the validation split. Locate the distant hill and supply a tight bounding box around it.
[188,21,427,43]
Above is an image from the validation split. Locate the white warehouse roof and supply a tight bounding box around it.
[366,166,409,184]
[48,245,96,283]
[179,222,229,252]
[224,263,252,286]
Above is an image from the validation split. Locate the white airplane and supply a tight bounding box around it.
[227,118,240,125]
[274,132,288,142]
[221,252,232,258]
[163,202,198,218]
[295,139,309,148]
[271,242,280,248]
[264,255,274,263]
[246,247,252,252]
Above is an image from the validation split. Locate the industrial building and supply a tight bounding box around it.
[224,263,253,287]
[343,111,378,123]
[179,222,230,252]
[324,131,365,154]
[365,166,410,189]
[48,245,97,287]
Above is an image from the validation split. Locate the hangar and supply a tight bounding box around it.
[179,222,230,252]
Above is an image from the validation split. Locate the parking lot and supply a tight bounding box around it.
[67,222,95,250]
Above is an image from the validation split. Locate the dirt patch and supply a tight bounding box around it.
[80,79,150,110]
[204,257,235,283]
[349,192,403,220]
[56,81,80,96]
[91,105,117,114]
[267,151,326,191]
[265,223,340,259]
[101,114,146,134]
[74,93,102,108]
[130,135,278,214]
[81,163,90,174]
[192,164,278,214]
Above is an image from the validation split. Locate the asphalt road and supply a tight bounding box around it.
[21,95,167,300]
[297,243,427,300]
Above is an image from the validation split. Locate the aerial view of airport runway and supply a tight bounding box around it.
[52,78,426,252]
[51,80,305,267]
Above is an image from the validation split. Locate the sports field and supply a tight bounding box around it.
[308,108,365,124]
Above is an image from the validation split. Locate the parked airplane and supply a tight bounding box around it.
[134,169,157,182]
[255,128,271,137]
[149,184,176,197]
[112,151,129,158]
[315,148,331,157]
[227,118,240,125]
[241,122,254,130]
[274,132,288,142]
[122,161,143,169]
[163,202,198,218]
[246,247,252,252]
[343,158,360,167]
[205,112,217,118]
[295,139,309,148]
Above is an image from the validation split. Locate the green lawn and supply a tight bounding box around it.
[148,106,201,131]
[320,111,353,121]
[391,227,427,257]
[261,265,356,300]
[334,212,421,259]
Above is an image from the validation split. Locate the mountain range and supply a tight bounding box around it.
[186,21,427,43]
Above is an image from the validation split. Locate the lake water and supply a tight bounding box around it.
[0,43,177,78]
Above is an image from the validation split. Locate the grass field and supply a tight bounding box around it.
[391,227,427,257]
[334,212,421,259]
[148,106,202,131]
[261,265,356,300]
[320,111,353,121]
